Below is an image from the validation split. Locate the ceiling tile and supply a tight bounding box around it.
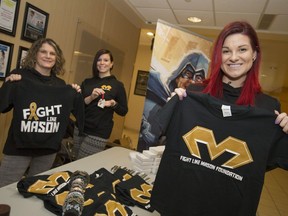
[128,0,170,8]
[268,15,288,32]
[168,0,213,10]
[136,8,178,24]
[265,0,288,14]
[215,12,261,28]
[214,0,267,13]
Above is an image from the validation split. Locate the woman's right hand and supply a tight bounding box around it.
[90,88,105,100]
[5,74,22,82]
[167,88,187,101]
[174,88,187,100]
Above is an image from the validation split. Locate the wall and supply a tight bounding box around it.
[123,41,153,149]
[0,0,140,159]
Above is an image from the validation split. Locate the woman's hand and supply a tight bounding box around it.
[5,74,22,82]
[71,84,81,93]
[168,88,187,101]
[175,88,187,100]
[90,88,105,100]
[104,99,117,108]
[84,88,105,105]
[275,110,288,134]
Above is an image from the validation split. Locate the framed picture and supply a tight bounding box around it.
[134,70,149,96]
[0,40,13,80]
[16,46,29,69]
[21,3,49,42]
[0,0,20,36]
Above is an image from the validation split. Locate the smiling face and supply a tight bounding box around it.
[97,53,114,78]
[35,43,56,76]
[221,33,257,87]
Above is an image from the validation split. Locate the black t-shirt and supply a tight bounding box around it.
[150,92,288,216]
[80,75,128,138]
[17,167,153,215]
[0,69,84,156]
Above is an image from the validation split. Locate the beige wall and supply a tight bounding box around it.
[0,0,141,159]
[123,42,152,149]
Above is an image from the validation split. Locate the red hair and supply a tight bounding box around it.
[203,21,262,105]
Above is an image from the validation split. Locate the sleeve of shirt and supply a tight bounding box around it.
[266,131,288,171]
[113,82,128,116]
[71,92,85,136]
[154,95,180,135]
[0,81,15,113]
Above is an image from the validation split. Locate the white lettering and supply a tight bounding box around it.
[38,121,46,132]
[31,121,38,132]
[200,161,216,170]
[45,106,55,116]
[54,105,62,114]
[21,121,60,133]
[22,105,63,118]
[180,155,192,163]
[37,107,46,117]
[23,109,30,119]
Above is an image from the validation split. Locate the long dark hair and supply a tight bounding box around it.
[21,38,65,75]
[203,21,261,105]
[92,49,114,77]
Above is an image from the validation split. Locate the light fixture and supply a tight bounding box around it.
[187,16,202,23]
[146,32,154,36]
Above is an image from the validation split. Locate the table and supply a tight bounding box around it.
[0,147,160,216]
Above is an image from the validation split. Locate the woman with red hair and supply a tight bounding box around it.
[176,21,288,132]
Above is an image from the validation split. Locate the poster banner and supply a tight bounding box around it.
[137,20,213,152]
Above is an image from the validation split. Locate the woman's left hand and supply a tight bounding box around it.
[71,84,81,93]
[5,74,22,82]
[105,99,117,107]
[275,110,288,134]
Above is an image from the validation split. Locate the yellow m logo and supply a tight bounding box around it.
[182,126,253,169]
[101,85,112,91]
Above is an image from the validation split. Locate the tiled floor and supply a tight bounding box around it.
[257,168,288,216]
[123,129,288,216]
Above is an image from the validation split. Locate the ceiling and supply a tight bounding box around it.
[109,0,288,45]
[112,0,288,34]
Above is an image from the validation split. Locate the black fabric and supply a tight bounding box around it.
[80,75,128,139]
[113,168,154,212]
[150,92,288,216]
[187,83,281,112]
[0,68,84,156]
[17,167,153,215]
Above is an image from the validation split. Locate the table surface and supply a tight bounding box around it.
[0,147,160,216]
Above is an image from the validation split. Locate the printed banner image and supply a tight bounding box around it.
[137,20,213,152]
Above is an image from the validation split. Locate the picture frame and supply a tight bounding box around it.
[21,3,49,43]
[0,0,20,36]
[16,46,29,69]
[0,40,14,80]
[134,70,149,96]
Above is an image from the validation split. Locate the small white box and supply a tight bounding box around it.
[149,146,165,156]
[136,153,154,162]
[143,150,158,159]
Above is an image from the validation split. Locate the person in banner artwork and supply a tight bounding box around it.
[137,51,209,152]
